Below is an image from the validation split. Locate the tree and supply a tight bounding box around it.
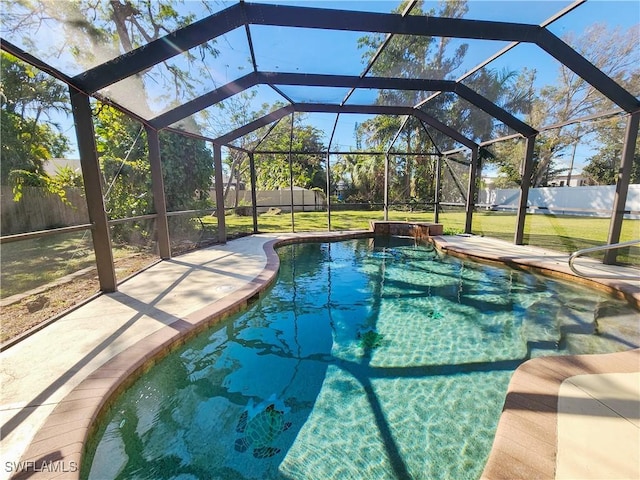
[357,1,448,206]
[355,0,532,205]
[95,110,215,241]
[214,91,271,208]
[3,1,219,117]
[452,67,535,142]
[478,23,638,188]
[159,128,214,211]
[488,133,568,188]
[531,24,638,187]
[359,1,468,82]
[254,117,326,191]
[357,155,387,204]
[93,105,214,243]
[0,52,71,189]
[93,104,151,222]
[4,1,218,243]
[357,0,470,155]
[216,99,327,205]
[583,117,640,185]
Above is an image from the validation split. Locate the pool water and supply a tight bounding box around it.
[85,237,639,480]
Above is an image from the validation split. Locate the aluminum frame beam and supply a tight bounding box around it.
[384,153,390,220]
[73,3,246,93]
[453,84,536,136]
[71,2,639,116]
[1,38,75,86]
[434,155,442,223]
[465,147,480,234]
[215,105,294,145]
[415,0,586,111]
[74,3,539,93]
[341,0,419,106]
[149,72,536,136]
[213,103,477,150]
[69,89,117,292]
[515,135,537,245]
[535,29,639,113]
[146,126,171,259]
[242,3,540,40]
[260,72,453,90]
[151,73,259,129]
[287,112,296,232]
[604,112,639,264]
[212,143,227,243]
[248,152,259,233]
[296,104,478,149]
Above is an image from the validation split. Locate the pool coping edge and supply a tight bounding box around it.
[480,348,640,480]
[11,232,639,479]
[10,231,369,479]
[431,235,640,310]
[431,235,640,479]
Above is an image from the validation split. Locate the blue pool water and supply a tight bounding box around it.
[85,237,639,479]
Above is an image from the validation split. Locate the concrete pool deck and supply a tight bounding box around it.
[1,233,638,479]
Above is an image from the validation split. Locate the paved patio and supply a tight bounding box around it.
[1,233,278,478]
[1,233,638,479]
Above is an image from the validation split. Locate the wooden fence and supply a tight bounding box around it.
[1,186,89,235]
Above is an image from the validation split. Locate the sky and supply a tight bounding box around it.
[5,0,639,174]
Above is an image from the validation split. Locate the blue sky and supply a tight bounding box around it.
[27,0,639,171]
[202,0,640,171]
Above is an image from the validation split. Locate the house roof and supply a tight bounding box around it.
[43,158,81,176]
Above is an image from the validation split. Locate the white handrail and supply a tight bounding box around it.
[568,239,640,279]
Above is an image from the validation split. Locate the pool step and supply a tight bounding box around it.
[522,299,561,345]
[563,300,640,353]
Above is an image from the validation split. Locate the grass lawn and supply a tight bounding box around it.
[2,210,638,300]
[219,209,639,264]
[1,209,637,343]
[0,231,155,299]
[1,232,96,298]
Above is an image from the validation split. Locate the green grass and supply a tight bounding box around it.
[218,209,639,265]
[3,210,637,299]
[470,211,639,255]
[1,232,96,298]
[0,231,153,298]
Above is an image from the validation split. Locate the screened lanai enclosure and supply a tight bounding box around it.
[1,0,638,302]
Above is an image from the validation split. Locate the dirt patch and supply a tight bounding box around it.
[1,253,157,345]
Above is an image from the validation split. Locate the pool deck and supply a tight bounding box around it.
[1,233,638,479]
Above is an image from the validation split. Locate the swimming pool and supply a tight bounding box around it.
[84,237,639,479]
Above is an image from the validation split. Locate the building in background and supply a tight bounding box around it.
[547,173,597,187]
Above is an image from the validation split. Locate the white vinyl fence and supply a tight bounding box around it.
[225,188,326,213]
[478,184,640,219]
